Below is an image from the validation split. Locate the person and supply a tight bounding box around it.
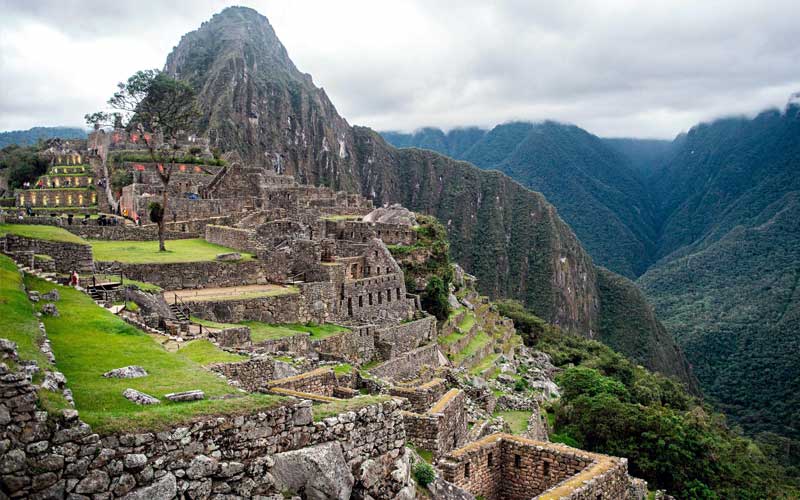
[69,270,79,287]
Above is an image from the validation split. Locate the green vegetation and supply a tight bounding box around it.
[322,214,361,221]
[109,152,225,166]
[0,126,86,149]
[469,353,499,376]
[0,143,50,188]
[412,461,436,487]
[332,363,353,376]
[24,274,283,433]
[457,310,475,332]
[493,410,532,435]
[89,238,253,263]
[177,339,247,365]
[452,331,490,365]
[421,276,450,320]
[0,256,53,369]
[528,323,799,498]
[311,395,389,422]
[189,317,349,343]
[410,445,434,464]
[0,223,86,244]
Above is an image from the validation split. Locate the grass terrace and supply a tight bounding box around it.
[322,214,362,222]
[469,353,500,376]
[493,410,532,435]
[170,285,298,303]
[312,395,390,422]
[90,238,253,264]
[24,274,284,433]
[177,339,247,366]
[0,223,86,244]
[452,331,491,365]
[458,310,476,332]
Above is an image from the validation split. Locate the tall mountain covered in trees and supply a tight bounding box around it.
[384,105,800,453]
[162,6,694,386]
[0,126,86,148]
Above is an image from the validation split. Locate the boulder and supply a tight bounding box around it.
[363,203,417,226]
[41,371,66,392]
[447,293,460,310]
[41,303,59,317]
[122,388,160,405]
[104,366,148,379]
[216,252,242,262]
[273,360,300,380]
[42,289,60,301]
[120,472,176,500]
[28,291,41,302]
[164,390,204,402]
[271,442,354,500]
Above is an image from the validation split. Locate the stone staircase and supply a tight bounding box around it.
[169,303,190,321]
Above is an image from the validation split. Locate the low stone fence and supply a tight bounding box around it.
[375,316,437,360]
[209,357,276,391]
[2,234,93,273]
[97,260,272,290]
[439,434,630,500]
[312,325,376,363]
[389,378,447,413]
[65,225,195,241]
[185,292,307,324]
[205,225,261,253]
[403,388,468,459]
[208,326,251,348]
[253,333,311,355]
[370,343,444,382]
[0,340,407,499]
[266,367,338,397]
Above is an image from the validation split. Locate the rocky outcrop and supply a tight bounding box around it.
[363,204,417,226]
[104,365,148,379]
[271,442,354,499]
[122,388,160,405]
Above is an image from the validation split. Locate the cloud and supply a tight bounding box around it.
[1,0,798,138]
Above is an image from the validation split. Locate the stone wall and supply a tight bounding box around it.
[370,344,444,382]
[65,225,195,241]
[97,260,271,290]
[266,368,338,397]
[0,340,407,499]
[389,378,447,413]
[2,234,93,273]
[439,434,630,500]
[403,389,468,459]
[185,292,307,325]
[208,326,251,349]
[375,316,436,359]
[209,357,275,391]
[312,325,377,363]
[205,225,260,253]
[325,220,417,246]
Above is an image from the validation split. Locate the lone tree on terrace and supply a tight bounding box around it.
[86,69,198,251]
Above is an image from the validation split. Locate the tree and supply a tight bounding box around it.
[86,69,198,251]
[421,276,450,320]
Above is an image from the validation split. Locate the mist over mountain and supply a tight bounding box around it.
[162,6,694,385]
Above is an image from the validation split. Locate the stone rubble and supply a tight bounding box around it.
[122,388,161,405]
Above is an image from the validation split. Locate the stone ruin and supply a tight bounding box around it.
[0,132,650,499]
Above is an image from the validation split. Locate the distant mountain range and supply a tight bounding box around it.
[382,102,800,444]
[0,127,87,149]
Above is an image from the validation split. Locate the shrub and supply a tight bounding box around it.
[421,276,450,320]
[413,461,435,487]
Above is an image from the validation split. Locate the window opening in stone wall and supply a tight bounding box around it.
[543,461,550,477]
[347,297,353,316]
[396,287,401,300]
[359,296,363,307]
[464,463,470,478]
[514,454,521,468]
[387,289,391,302]
[369,293,373,306]
[488,453,493,466]
[378,292,383,305]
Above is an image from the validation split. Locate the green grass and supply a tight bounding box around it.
[452,331,490,365]
[245,321,349,342]
[333,363,353,376]
[438,330,464,346]
[190,316,237,330]
[469,353,500,376]
[89,238,253,264]
[177,340,247,366]
[312,395,390,422]
[322,215,362,221]
[24,274,283,433]
[410,445,434,463]
[0,256,53,369]
[180,287,298,302]
[0,223,86,244]
[494,410,532,435]
[458,311,476,332]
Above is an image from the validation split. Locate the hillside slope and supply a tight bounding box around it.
[0,126,86,148]
[639,106,800,440]
[163,6,694,385]
[382,122,659,278]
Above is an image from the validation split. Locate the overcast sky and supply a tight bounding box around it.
[1,0,798,139]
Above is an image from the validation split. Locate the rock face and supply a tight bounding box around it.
[164,390,204,402]
[271,441,354,500]
[363,203,417,226]
[122,388,160,405]
[103,365,148,379]
[216,252,242,261]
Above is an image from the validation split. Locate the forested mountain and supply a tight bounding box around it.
[639,105,800,446]
[162,6,695,385]
[0,126,86,148]
[382,122,659,278]
[384,105,800,460]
